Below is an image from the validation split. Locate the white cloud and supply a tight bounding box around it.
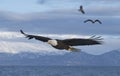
[0,31,99,39]
[0,31,120,55]
[0,41,66,54]
[0,32,22,39]
[0,31,90,54]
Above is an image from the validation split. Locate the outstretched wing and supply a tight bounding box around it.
[95,19,102,24]
[62,37,102,46]
[80,5,85,14]
[20,30,51,42]
[84,19,94,23]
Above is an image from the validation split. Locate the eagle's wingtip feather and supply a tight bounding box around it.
[20,30,24,34]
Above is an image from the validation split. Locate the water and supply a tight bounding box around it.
[0,66,120,76]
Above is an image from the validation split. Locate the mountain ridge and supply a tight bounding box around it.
[0,50,120,66]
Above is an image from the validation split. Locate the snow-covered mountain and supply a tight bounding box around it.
[0,50,120,66]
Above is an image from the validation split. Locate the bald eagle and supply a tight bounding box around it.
[20,30,103,52]
[78,5,85,14]
[84,19,102,24]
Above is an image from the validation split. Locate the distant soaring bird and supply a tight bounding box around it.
[84,19,102,24]
[20,30,103,52]
[78,5,85,14]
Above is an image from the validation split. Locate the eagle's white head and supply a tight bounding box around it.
[48,40,58,46]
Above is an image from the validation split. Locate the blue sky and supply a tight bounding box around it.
[0,0,120,55]
[0,0,120,13]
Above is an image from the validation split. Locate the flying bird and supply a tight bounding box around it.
[84,19,102,24]
[20,30,103,52]
[78,5,85,14]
